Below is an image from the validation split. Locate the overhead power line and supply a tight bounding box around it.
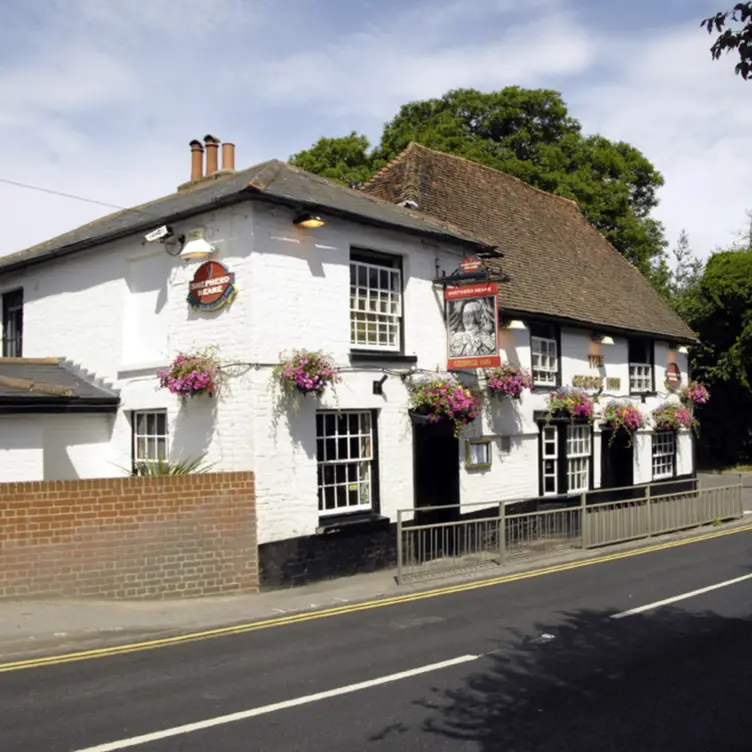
[0,177,131,212]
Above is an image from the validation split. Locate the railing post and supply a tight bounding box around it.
[646,484,652,537]
[580,492,588,549]
[396,510,403,585]
[498,502,506,566]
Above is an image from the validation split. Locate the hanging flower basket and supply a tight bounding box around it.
[486,363,533,400]
[680,381,710,407]
[652,403,695,432]
[158,347,221,401]
[546,387,596,424]
[601,401,644,446]
[274,350,340,397]
[408,373,481,438]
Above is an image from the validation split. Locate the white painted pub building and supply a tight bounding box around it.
[0,137,697,586]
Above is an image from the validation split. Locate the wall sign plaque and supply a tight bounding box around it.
[187,260,237,312]
[665,361,681,390]
[588,354,604,368]
[572,375,603,389]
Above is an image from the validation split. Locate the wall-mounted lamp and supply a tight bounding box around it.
[591,333,614,345]
[372,374,388,395]
[294,213,326,229]
[502,319,527,331]
[179,228,215,260]
[678,345,689,355]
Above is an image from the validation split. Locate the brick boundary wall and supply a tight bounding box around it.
[0,472,257,599]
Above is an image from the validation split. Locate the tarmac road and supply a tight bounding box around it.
[1,525,751,751]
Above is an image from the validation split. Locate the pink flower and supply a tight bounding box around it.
[680,381,710,405]
[276,350,341,396]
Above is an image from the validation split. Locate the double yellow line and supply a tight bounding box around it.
[1,523,750,674]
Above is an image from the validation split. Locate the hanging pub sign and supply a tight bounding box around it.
[445,282,501,370]
[665,362,681,390]
[187,260,237,312]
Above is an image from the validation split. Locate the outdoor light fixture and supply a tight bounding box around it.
[503,319,527,330]
[294,213,326,229]
[179,228,215,260]
[678,346,689,355]
[600,335,615,346]
[372,374,388,395]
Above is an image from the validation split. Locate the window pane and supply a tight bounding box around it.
[350,260,402,351]
[469,442,489,466]
[316,410,375,517]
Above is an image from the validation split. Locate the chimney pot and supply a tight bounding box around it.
[204,134,220,176]
[189,139,204,182]
[222,142,235,172]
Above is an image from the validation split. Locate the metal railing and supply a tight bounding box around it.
[396,479,743,584]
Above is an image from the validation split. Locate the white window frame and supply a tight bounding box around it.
[652,431,676,480]
[629,363,652,393]
[541,426,558,496]
[566,424,591,494]
[316,410,375,517]
[532,336,558,387]
[132,410,168,472]
[349,256,402,352]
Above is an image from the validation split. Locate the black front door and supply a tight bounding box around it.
[601,429,634,490]
[412,419,460,525]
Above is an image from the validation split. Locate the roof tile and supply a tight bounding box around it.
[362,143,696,342]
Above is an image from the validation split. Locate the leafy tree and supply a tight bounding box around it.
[665,230,705,323]
[289,132,381,189]
[685,214,752,467]
[290,87,667,274]
[701,3,752,79]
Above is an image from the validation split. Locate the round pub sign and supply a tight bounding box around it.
[459,256,484,274]
[665,362,681,390]
[187,260,237,312]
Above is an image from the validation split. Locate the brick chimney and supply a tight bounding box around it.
[222,142,235,171]
[204,134,220,176]
[189,139,204,182]
[178,135,236,191]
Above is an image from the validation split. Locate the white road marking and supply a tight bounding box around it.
[71,654,480,751]
[610,572,752,619]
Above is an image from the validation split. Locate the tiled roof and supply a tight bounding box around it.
[0,358,120,408]
[362,143,696,343]
[0,160,494,274]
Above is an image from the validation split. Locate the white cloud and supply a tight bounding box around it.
[575,21,752,257]
[258,2,595,119]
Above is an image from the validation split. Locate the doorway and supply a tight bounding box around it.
[601,428,634,490]
[412,418,460,561]
[412,418,460,526]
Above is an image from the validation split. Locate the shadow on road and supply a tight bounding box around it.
[392,605,752,750]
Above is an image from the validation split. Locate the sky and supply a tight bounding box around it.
[0,0,748,261]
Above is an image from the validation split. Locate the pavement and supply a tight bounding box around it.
[1,522,751,750]
[0,471,749,662]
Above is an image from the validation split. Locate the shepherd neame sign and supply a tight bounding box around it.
[187,260,237,312]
